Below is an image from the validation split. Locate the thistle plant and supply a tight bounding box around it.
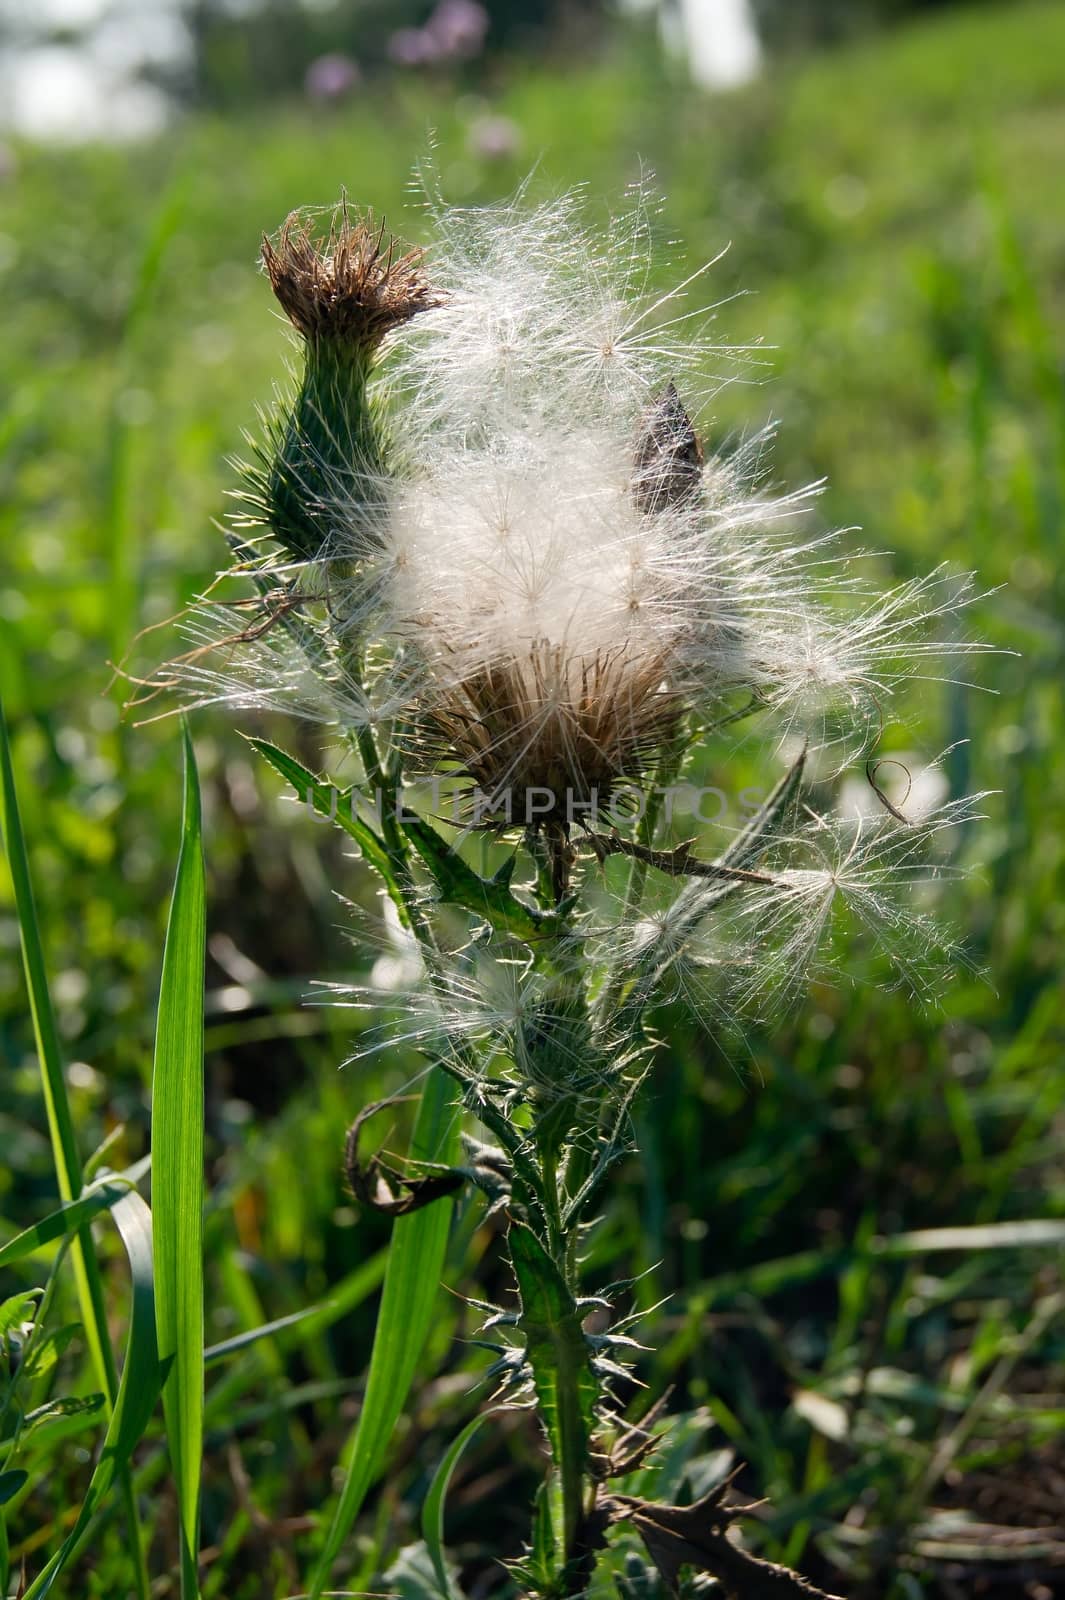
[150,185,988,1598]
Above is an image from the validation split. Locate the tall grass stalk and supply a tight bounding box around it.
[151,727,206,1599]
[0,700,151,1600]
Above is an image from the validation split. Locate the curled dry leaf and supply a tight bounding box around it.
[604,1484,847,1600]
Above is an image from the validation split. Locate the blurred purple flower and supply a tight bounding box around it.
[388,0,488,69]
[305,53,361,102]
[425,0,489,60]
[467,113,521,162]
[388,27,432,66]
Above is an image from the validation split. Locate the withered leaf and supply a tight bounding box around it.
[343,1101,514,1217]
[606,1488,846,1600]
[600,1389,676,1479]
[343,1097,465,1217]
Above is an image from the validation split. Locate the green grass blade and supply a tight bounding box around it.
[0,699,110,1386]
[422,1409,497,1600]
[151,726,206,1600]
[0,1179,136,1270]
[23,1189,160,1599]
[1,697,149,1597]
[0,701,82,1207]
[203,1305,323,1367]
[307,1066,459,1600]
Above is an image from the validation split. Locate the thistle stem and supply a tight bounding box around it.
[596,737,685,1024]
[514,1155,596,1591]
[553,1347,594,1577]
[512,883,602,1590]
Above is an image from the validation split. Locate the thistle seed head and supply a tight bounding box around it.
[409,643,684,827]
[159,180,990,989]
[261,200,442,348]
[383,419,717,830]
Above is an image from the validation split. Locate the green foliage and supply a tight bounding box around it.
[0,1177,145,1271]
[307,1067,461,1600]
[249,736,405,885]
[0,702,116,1401]
[22,1190,159,1600]
[403,813,563,943]
[2,3,1065,1595]
[421,1408,499,1599]
[1,702,150,1594]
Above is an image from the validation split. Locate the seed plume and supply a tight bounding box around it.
[159,179,989,947]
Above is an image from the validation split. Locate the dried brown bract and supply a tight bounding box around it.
[261,199,443,347]
[632,380,705,515]
[409,643,685,830]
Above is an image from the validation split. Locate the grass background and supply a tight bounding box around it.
[2,2,1064,1594]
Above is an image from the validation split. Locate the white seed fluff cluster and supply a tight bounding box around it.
[609,779,986,1030]
[153,184,991,1013]
[164,187,986,789]
[379,193,980,782]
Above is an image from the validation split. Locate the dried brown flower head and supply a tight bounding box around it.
[261,200,442,346]
[411,643,684,830]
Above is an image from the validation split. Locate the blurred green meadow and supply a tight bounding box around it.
[2,1,1065,1594]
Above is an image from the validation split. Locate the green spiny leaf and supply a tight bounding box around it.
[401,813,560,943]
[249,737,394,882]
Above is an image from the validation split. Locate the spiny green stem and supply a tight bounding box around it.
[561,1142,593,1285]
[509,1221,597,1587]
[518,898,603,1589]
[536,1140,565,1271]
[525,825,558,911]
[294,653,598,1595]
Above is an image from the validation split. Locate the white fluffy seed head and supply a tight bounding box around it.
[150,181,991,795]
[387,437,686,670]
[132,179,997,1065]
[349,185,988,812]
[598,783,987,1032]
